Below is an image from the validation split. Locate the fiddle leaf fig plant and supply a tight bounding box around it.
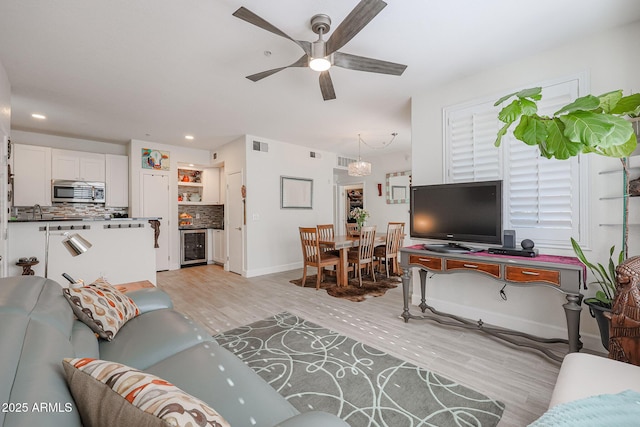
[494,87,640,160]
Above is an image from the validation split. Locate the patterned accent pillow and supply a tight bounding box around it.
[62,278,140,341]
[62,358,230,427]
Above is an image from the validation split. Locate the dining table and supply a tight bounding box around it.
[319,233,386,287]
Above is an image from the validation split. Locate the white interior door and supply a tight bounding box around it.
[141,173,170,271]
[227,171,243,274]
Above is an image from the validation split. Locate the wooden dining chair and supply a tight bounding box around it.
[374,223,404,278]
[317,224,340,256]
[346,222,359,236]
[299,227,340,290]
[347,225,377,287]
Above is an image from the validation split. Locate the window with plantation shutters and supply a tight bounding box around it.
[444,76,587,248]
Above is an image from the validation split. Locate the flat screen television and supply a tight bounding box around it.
[410,180,503,252]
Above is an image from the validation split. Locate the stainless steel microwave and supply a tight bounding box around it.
[51,180,106,203]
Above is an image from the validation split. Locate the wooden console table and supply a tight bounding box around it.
[399,246,585,362]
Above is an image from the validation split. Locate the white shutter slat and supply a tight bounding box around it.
[444,77,583,246]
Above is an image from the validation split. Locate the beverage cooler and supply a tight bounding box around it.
[180,229,207,266]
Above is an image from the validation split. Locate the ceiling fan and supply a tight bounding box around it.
[232,0,407,101]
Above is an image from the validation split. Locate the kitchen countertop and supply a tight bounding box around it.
[9,216,162,223]
[178,225,223,230]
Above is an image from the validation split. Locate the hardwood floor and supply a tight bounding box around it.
[157,264,563,426]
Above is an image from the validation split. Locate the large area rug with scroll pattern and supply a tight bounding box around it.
[214,312,504,427]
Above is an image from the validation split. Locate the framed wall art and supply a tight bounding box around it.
[281,176,313,209]
[141,148,170,171]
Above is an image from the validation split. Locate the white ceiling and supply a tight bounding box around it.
[1,0,640,158]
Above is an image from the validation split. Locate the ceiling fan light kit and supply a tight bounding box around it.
[232,0,407,101]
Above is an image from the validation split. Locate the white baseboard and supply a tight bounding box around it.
[245,262,302,278]
[411,294,607,354]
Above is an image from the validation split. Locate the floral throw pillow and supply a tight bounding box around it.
[62,278,140,341]
[63,358,230,427]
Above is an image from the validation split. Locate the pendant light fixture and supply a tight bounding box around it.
[348,134,372,176]
[347,133,398,176]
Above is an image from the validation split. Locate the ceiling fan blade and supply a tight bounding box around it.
[333,52,406,75]
[232,7,311,55]
[246,55,309,82]
[325,0,387,55]
[319,71,336,101]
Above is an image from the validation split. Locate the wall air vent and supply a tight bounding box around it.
[252,140,269,152]
[337,155,357,169]
[310,151,321,159]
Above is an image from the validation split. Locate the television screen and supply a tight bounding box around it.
[410,180,503,248]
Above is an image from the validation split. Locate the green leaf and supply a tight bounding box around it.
[554,95,601,115]
[598,90,623,113]
[545,118,583,159]
[498,99,522,124]
[560,111,615,147]
[516,87,543,100]
[610,93,640,115]
[597,114,635,148]
[494,87,542,106]
[593,132,638,158]
[494,90,519,107]
[494,122,511,147]
[595,291,611,305]
[513,115,547,146]
[520,98,538,116]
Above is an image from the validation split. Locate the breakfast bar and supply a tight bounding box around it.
[7,217,159,286]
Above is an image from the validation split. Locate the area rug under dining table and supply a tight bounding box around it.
[214,312,504,427]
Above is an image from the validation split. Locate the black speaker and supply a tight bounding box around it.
[521,239,535,250]
[503,230,516,249]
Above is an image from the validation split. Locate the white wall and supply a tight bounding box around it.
[411,21,640,351]
[0,60,9,136]
[244,135,335,277]
[129,139,213,271]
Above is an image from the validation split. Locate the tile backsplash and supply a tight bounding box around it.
[179,205,224,228]
[14,203,128,219]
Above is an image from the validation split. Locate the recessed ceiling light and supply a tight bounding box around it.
[185,135,194,140]
[31,113,46,119]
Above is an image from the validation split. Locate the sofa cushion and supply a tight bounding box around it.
[62,279,140,341]
[62,357,230,427]
[145,341,300,427]
[99,309,215,370]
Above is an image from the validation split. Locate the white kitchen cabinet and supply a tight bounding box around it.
[202,168,220,204]
[105,154,129,207]
[13,144,52,207]
[52,149,105,181]
[213,229,225,264]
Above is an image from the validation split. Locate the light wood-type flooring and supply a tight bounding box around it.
[157,264,567,426]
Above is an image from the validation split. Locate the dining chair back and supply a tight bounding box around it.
[299,227,340,290]
[347,225,377,287]
[374,223,404,278]
[346,222,359,236]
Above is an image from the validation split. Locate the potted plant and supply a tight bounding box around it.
[571,238,624,349]
[494,87,640,348]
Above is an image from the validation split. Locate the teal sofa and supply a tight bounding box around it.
[0,276,347,427]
